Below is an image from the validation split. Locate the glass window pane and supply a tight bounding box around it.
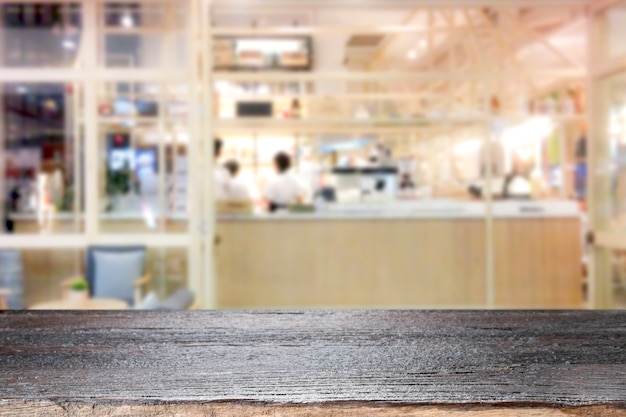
[19,248,82,308]
[609,250,626,309]
[607,73,626,228]
[12,247,191,309]
[97,82,188,233]
[1,3,82,68]
[589,248,626,310]
[100,1,188,69]
[148,247,189,300]
[2,82,84,235]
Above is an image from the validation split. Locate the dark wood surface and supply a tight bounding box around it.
[0,310,625,410]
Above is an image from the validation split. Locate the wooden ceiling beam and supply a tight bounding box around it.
[366,10,423,70]
[462,9,486,71]
[501,8,585,71]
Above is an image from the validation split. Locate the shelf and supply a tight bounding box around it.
[214,117,487,133]
[213,69,586,82]
[96,115,187,123]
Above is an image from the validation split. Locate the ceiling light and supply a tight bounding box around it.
[214,81,230,94]
[237,39,302,54]
[62,40,76,50]
[120,13,135,28]
[453,139,482,155]
[407,50,417,60]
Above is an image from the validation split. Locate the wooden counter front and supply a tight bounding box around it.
[216,216,583,309]
[9,213,583,309]
[217,219,487,308]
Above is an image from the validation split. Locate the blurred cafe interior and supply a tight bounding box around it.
[1,0,626,310]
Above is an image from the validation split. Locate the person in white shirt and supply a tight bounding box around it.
[223,160,252,201]
[213,138,229,200]
[265,152,303,213]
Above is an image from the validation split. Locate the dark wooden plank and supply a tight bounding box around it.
[0,311,624,415]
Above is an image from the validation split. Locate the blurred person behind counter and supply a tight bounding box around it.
[265,152,305,213]
[222,159,253,201]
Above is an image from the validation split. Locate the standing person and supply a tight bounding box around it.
[265,152,303,213]
[290,98,301,119]
[213,138,228,201]
[501,153,533,199]
[223,160,252,201]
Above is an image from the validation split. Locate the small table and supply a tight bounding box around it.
[30,298,129,310]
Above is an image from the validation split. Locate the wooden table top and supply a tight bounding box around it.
[0,311,624,416]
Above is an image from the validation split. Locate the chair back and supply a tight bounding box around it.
[86,245,146,305]
[159,288,195,310]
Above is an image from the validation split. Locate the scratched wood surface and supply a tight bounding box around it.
[0,311,624,416]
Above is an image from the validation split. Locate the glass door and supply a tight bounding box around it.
[589,1,626,309]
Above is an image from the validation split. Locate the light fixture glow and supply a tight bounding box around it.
[237,39,301,54]
[120,13,135,28]
[62,40,76,50]
[453,139,482,155]
[16,86,28,94]
[407,50,417,60]
[502,117,553,147]
[214,81,230,94]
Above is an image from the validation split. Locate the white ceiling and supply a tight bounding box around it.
[212,4,588,97]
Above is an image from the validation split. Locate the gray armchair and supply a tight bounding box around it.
[61,245,151,307]
[160,288,198,310]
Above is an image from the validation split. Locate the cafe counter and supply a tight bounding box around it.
[10,200,584,309]
[216,200,584,309]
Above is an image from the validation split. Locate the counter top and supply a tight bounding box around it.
[8,212,189,221]
[9,201,581,222]
[0,311,624,416]
[221,200,582,221]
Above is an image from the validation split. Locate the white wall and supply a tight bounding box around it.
[311,9,407,94]
[609,7,626,59]
[312,34,347,95]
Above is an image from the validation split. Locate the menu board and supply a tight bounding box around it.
[214,36,312,71]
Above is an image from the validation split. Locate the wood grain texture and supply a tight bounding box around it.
[493,219,583,308]
[217,218,581,309]
[1,403,625,417]
[0,311,624,413]
[216,220,487,308]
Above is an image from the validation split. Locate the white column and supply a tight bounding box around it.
[202,0,217,309]
[187,0,206,308]
[0,16,5,233]
[484,80,495,309]
[82,0,99,241]
[588,8,614,309]
[559,121,567,199]
[0,92,5,234]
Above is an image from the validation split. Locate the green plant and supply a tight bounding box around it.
[70,278,88,292]
[106,168,131,197]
